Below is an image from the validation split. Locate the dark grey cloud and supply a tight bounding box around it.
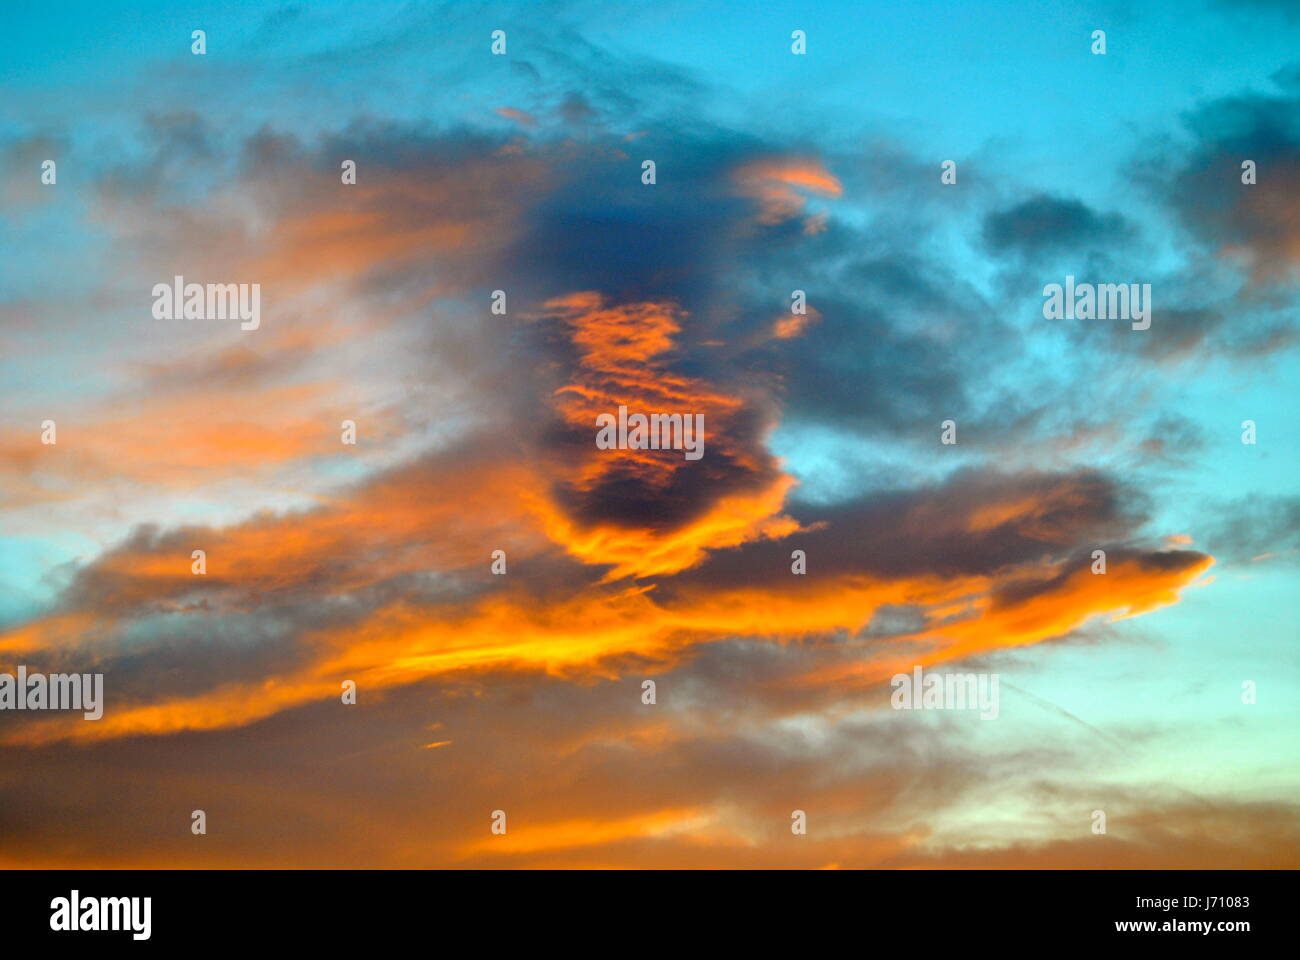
[1138,412,1207,465]
[1157,76,1300,286]
[665,467,1160,595]
[1199,494,1300,565]
[982,193,1137,259]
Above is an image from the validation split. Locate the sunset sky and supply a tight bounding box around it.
[1,0,1297,868]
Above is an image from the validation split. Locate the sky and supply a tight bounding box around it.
[0,0,1297,868]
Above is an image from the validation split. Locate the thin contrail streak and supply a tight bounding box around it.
[1000,680,1128,752]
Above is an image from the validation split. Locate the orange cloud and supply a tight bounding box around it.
[1,540,1213,747]
[536,292,798,578]
[792,551,1216,690]
[734,157,842,225]
[495,107,537,128]
[462,807,713,856]
[772,305,821,340]
[0,278,1217,753]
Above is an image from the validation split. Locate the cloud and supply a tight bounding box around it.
[0,108,1218,753]
[733,157,843,227]
[0,456,1212,747]
[1,23,1293,870]
[1159,75,1300,286]
[1199,494,1300,566]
